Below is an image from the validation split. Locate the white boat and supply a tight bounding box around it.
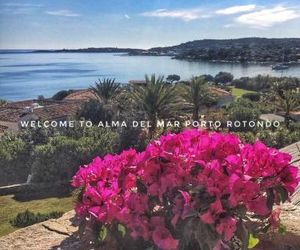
[272,63,289,70]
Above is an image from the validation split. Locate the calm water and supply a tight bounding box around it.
[1,52,300,101]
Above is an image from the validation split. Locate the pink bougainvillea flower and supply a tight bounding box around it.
[246,196,270,216]
[228,175,260,207]
[83,185,103,205]
[150,216,165,227]
[88,205,107,222]
[279,165,300,194]
[225,155,243,175]
[269,206,281,230]
[123,173,136,190]
[200,199,224,224]
[152,226,178,250]
[72,129,299,249]
[129,215,150,241]
[177,190,193,220]
[74,202,89,216]
[125,192,148,214]
[216,217,237,241]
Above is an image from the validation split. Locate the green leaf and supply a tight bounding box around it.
[278,223,287,235]
[118,224,126,237]
[98,225,108,241]
[248,233,259,249]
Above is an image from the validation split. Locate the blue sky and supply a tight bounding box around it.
[0,0,300,49]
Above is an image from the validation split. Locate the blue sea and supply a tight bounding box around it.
[1,51,300,101]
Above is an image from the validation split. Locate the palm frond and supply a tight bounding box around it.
[90,78,121,103]
[131,74,179,122]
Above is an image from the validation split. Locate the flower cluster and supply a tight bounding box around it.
[72,129,299,250]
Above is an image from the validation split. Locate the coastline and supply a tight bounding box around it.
[23,51,300,65]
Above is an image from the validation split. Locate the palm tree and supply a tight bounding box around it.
[90,78,121,104]
[85,78,121,122]
[276,90,299,128]
[180,77,209,121]
[273,81,300,128]
[131,74,179,137]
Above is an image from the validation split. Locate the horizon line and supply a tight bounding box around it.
[1,36,300,51]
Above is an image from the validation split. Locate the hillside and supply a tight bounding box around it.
[32,38,300,63]
[145,38,300,63]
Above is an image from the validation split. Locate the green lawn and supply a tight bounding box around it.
[0,195,74,237]
[229,87,257,98]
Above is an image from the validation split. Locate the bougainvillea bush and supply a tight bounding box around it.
[72,129,299,250]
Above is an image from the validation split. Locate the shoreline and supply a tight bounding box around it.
[2,50,298,65]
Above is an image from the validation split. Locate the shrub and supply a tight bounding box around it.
[242,92,260,102]
[200,74,214,82]
[214,72,234,84]
[10,210,64,228]
[118,126,148,152]
[236,127,300,149]
[77,99,113,124]
[52,90,74,100]
[31,128,118,183]
[72,129,299,250]
[0,137,31,185]
[233,75,271,91]
[257,127,300,149]
[228,98,261,132]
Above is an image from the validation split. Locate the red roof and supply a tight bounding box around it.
[0,108,27,122]
[0,100,81,122]
[31,102,81,120]
[209,87,232,96]
[64,89,97,101]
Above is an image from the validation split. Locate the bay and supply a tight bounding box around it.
[1,52,300,101]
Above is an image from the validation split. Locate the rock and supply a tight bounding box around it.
[42,211,79,236]
[0,210,81,250]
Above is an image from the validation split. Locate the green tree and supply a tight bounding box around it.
[89,78,122,122]
[52,90,74,100]
[181,77,210,121]
[90,78,121,104]
[166,74,180,84]
[131,74,179,137]
[214,72,234,84]
[273,81,300,128]
[0,137,31,185]
[276,90,299,128]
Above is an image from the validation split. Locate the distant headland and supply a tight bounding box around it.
[29,37,300,63]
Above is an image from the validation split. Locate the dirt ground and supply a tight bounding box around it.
[254,203,300,250]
